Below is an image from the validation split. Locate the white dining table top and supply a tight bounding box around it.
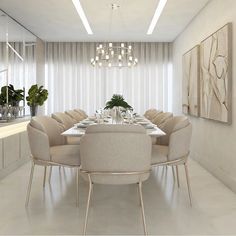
[61,117,166,138]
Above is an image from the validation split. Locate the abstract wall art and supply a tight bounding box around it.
[182,45,200,116]
[200,23,232,123]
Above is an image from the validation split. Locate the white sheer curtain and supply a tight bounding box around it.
[45,42,172,115]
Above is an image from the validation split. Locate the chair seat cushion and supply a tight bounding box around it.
[50,145,80,166]
[67,136,81,145]
[151,145,168,165]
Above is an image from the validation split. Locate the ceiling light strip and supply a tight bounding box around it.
[72,0,93,34]
[147,0,167,35]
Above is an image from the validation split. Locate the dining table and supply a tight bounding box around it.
[61,116,166,138]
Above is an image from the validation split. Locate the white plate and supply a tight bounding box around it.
[81,120,94,125]
[145,124,156,129]
[76,123,90,128]
[137,121,150,125]
[88,116,96,121]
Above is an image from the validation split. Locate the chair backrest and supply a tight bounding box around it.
[65,110,84,122]
[144,109,159,120]
[74,109,88,119]
[164,116,192,161]
[80,124,152,185]
[52,112,76,130]
[30,116,66,147]
[152,112,173,126]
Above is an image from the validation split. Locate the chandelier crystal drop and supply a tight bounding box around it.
[91,42,138,68]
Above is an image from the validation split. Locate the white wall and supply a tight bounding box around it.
[173,0,236,192]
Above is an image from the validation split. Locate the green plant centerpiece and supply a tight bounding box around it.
[104,94,132,110]
[104,94,132,123]
[26,84,48,117]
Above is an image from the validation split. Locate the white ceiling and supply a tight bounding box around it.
[0,0,211,42]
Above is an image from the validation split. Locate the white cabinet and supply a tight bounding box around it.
[3,134,20,168]
[0,122,30,179]
[0,140,3,170]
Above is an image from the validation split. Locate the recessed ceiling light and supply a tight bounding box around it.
[147,0,167,35]
[72,0,93,35]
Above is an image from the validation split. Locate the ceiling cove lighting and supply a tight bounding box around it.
[147,0,167,35]
[71,0,93,34]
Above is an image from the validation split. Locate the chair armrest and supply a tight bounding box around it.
[27,124,51,161]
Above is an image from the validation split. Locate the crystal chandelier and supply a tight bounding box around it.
[90,3,138,68]
[91,42,138,68]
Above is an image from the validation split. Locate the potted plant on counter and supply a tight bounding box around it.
[26,84,48,117]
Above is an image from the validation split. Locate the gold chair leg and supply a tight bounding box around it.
[48,166,52,183]
[76,168,79,207]
[176,166,180,188]
[171,166,175,182]
[43,166,47,187]
[25,162,35,207]
[184,163,192,206]
[138,181,148,236]
[83,175,93,235]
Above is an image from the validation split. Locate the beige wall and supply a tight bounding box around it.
[172,0,236,192]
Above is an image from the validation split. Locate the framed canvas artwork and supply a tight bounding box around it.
[200,23,232,123]
[182,45,200,116]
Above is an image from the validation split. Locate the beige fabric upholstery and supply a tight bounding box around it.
[30,116,66,146]
[27,116,80,166]
[27,124,51,161]
[151,116,192,165]
[74,109,88,119]
[157,116,190,145]
[52,112,81,145]
[50,145,80,166]
[144,109,160,120]
[152,112,173,127]
[52,112,76,130]
[151,145,168,164]
[65,110,84,122]
[80,124,152,185]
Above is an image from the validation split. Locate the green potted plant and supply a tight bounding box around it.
[0,84,24,106]
[26,84,48,117]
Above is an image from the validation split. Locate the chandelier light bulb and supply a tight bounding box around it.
[128,62,131,67]
[108,62,112,67]
[111,50,114,56]
[121,43,125,47]
[99,44,103,49]
[134,58,138,63]
[95,56,99,61]
[129,56,133,61]
[121,50,125,55]
[101,49,105,54]
[90,58,94,63]
[109,43,113,47]
[118,55,122,60]
[119,62,122,67]
[99,62,102,67]
[128,45,132,50]
[105,54,109,60]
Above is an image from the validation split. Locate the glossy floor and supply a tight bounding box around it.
[0,159,236,235]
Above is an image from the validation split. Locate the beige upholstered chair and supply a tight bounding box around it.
[144,108,159,120]
[26,116,80,207]
[74,109,88,119]
[65,110,84,122]
[52,112,80,145]
[152,112,173,127]
[151,116,193,205]
[80,124,152,235]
